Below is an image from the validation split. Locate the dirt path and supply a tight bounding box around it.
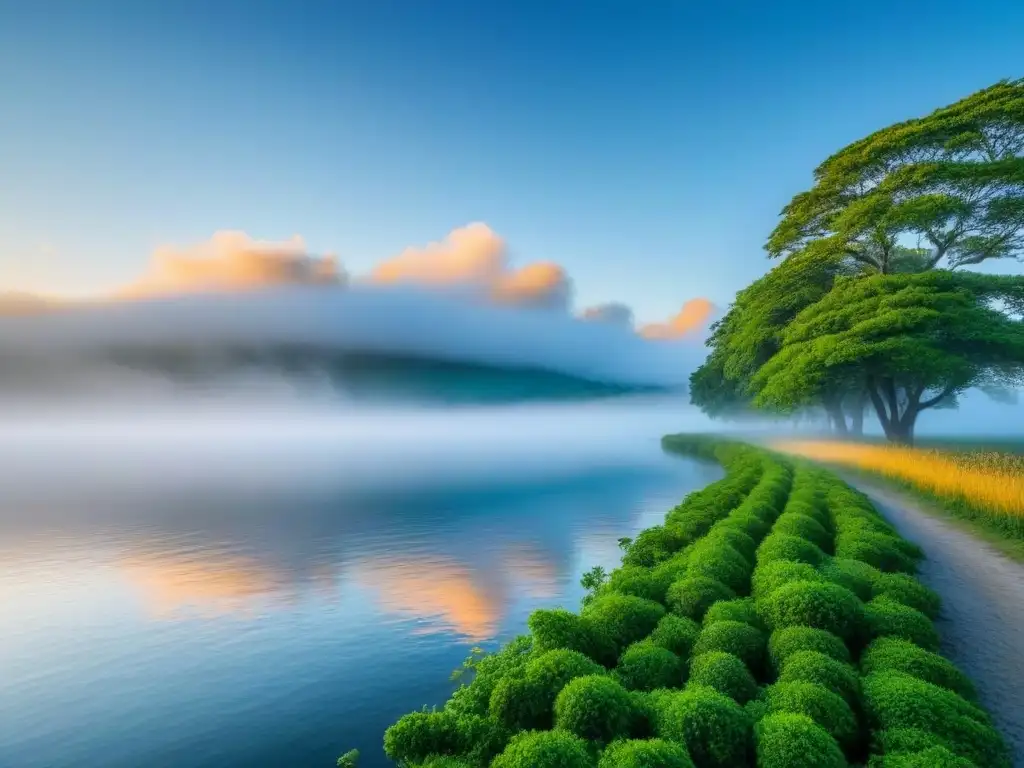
[849,479,1024,767]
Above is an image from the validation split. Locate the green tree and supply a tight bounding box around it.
[767,79,1024,273]
[750,271,1024,444]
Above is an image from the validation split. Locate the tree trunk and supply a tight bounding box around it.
[823,397,848,436]
[849,388,867,437]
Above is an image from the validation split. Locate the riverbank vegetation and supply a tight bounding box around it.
[771,439,1024,558]
[689,79,1024,444]
[358,437,1009,767]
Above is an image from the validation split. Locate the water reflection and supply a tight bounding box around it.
[0,456,720,768]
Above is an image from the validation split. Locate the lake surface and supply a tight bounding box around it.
[0,401,720,768]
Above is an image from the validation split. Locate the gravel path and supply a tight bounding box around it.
[849,479,1024,767]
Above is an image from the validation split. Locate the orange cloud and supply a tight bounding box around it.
[116,231,345,299]
[639,298,716,340]
[370,223,572,310]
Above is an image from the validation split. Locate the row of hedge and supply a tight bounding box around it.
[367,437,1009,768]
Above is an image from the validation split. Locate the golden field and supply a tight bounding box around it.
[771,440,1024,536]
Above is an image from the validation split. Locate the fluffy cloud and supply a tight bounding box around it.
[370,222,572,310]
[639,298,717,340]
[117,231,345,299]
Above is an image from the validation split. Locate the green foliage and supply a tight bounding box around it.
[778,650,860,707]
[762,681,860,752]
[446,636,533,716]
[871,726,950,754]
[605,565,672,604]
[751,560,823,599]
[755,712,848,768]
[336,749,359,768]
[648,614,701,659]
[665,576,736,622]
[759,580,866,642]
[834,530,918,574]
[862,672,1008,767]
[772,513,833,552]
[554,675,636,743]
[867,745,977,767]
[583,594,666,655]
[692,620,766,675]
[685,540,752,594]
[767,626,851,674]
[818,557,880,602]
[702,597,763,630]
[614,642,684,692]
[580,565,608,605]
[528,608,617,667]
[597,738,695,768]
[757,533,826,566]
[860,638,976,702]
[703,526,759,562]
[490,730,596,768]
[688,651,758,704]
[653,684,753,768]
[382,711,508,767]
[872,573,941,620]
[863,598,940,652]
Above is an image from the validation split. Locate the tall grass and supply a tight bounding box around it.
[771,440,1024,541]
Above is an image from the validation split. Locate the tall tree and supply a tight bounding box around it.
[750,271,1024,444]
[767,79,1024,273]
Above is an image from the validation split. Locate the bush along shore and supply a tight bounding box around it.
[364,436,1011,768]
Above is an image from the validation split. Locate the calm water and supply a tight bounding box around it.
[0,401,719,768]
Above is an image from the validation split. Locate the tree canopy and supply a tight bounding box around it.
[767,79,1024,273]
[691,79,1024,442]
[749,271,1024,442]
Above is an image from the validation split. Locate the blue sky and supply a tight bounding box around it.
[1,0,1022,322]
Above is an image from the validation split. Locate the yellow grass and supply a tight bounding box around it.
[771,440,1024,529]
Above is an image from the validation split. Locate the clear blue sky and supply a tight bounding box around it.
[1,0,1022,321]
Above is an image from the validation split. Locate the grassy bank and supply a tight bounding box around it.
[771,440,1024,563]
[355,436,1009,768]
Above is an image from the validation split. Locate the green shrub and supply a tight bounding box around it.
[717,512,772,543]
[863,598,939,652]
[872,573,941,620]
[605,565,672,604]
[867,746,977,767]
[685,541,752,594]
[688,651,758,703]
[703,597,763,630]
[654,684,753,768]
[615,642,684,691]
[757,533,826,567]
[862,672,1007,767]
[762,681,859,752]
[705,525,759,561]
[666,576,736,622]
[755,712,847,768]
[819,557,880,602]
[650,553,691,594]
[692,620,766,675]
[554,675,636,743]
[860,638,976,702]
[834,531,917,574]
[445,636,533,716]
[772,513,833,552]
[583,594,666,654]
[622,525,685,567]
[648,614,701,659]
[778,650,859,706]
[751,561,822,599]
[490,730,595,768]
[528,608,617,666]
[783,499,830,527]
[759,580,865,643]
[489,648,608,729]
[871,726,951,754]
[383,711,507,767]
[419,758,474,768]
[597,738,695,768]
[745,697,769,723]
[767,627,851,673]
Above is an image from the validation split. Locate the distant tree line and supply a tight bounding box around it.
[691,79,1024,444]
